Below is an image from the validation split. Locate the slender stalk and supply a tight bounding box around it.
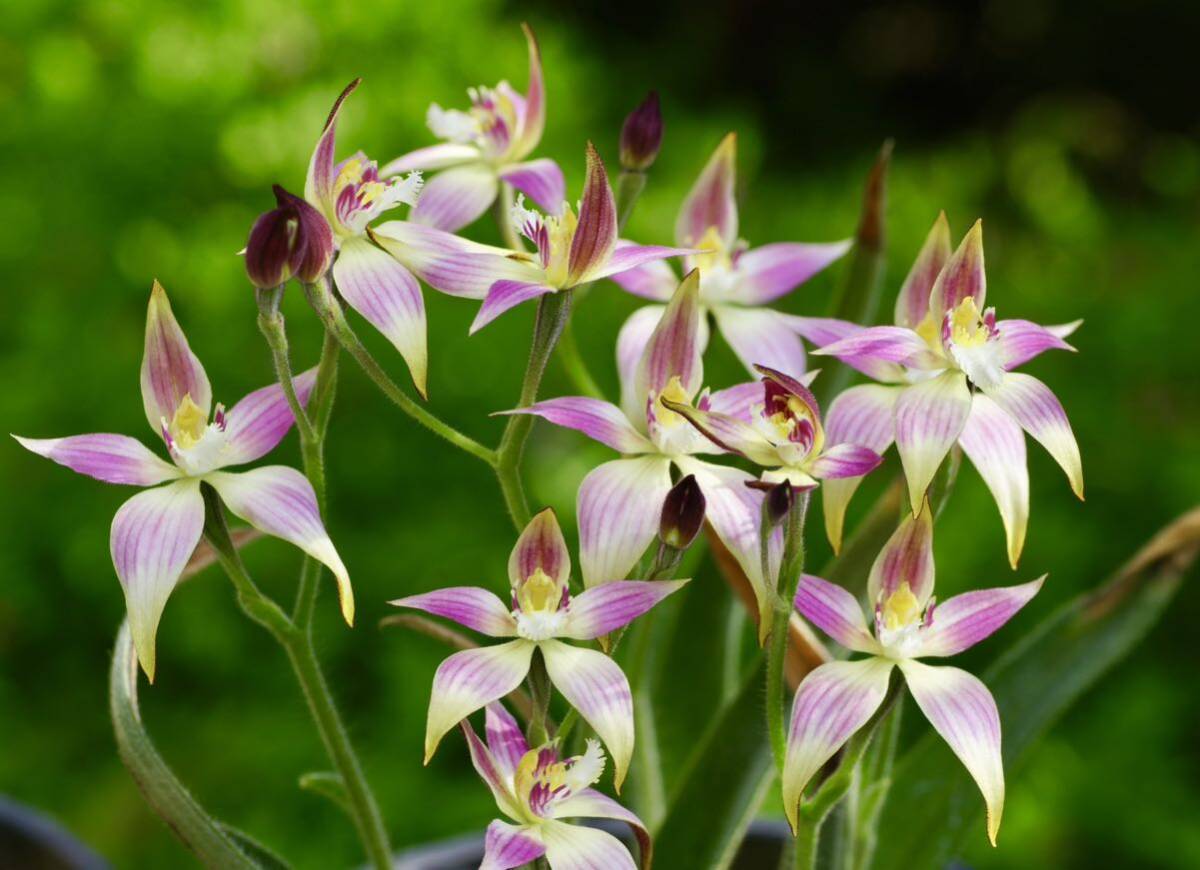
[615,170,647,229]
[767,494,810,771]
[256,287,317,447]
[526,651,552,746]
[494,181,524,251]
[850,700,903,870]
[556,324,605,399]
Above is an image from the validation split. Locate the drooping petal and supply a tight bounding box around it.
[540,640,635,791]
[110,478,205,681]
[894,212,951,328]
[381,143,480,176]
[508,507,571,589]
[732,240,852,305]
[333,239,427,393]
[981,372,1083,500]
[481,820,545,870]
[585,243,697,284]
[552,788,650,868]
[784,315,906,383]
[562,579,689,639]
[929,219,985,315]
[866,505,935,605]
[820,384,899,552]
[205,467,353,625]
[410,164,500,232]
[894,371,972,515]
[499,159,565,215]
[577,456,673,587]
[389,587,517,637]
[471,281,558,333]
[140,282,211,434]
[661,401,779,467]
[809,443,884,480]
[542,820,636,870]
[676,132,737,248]
[994,319,1075,370]
[567,144,618,286]
[958,394,1029,568]
[793,574,878,653]
[918,577,1044,658]
[634,269,704,405]
[305,79,359,210]
[899,661,1005,846]
[782,658,894,830]
[813,325,945,372]
[712,305,808,377]
[461,720,522,820]
[499,397,652,454]
[14,433,180,486]
[512,23,546,158]
[219,369,317,467]
[485,703,529,778]
[608,249,677,301]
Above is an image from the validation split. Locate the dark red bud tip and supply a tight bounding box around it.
[660,474,706,550]
[244,184,334,289]
[766,481,794,526]
[619,91,663,172]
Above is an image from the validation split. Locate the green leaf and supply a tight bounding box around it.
[299,771,353,817]
[216,825,292,870]
[874,507,1200,869]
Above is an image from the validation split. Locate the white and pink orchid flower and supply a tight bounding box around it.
[390,508,686,790]
[784,505,1043,845]
[14,283,352,681]
[801,215,1083,564]
[463,704,650,870]
[610,133,851,375]
[380,24,566,234]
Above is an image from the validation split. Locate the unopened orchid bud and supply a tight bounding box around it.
[619,91,663,172]
[659,474,705,550]
[245,184,334,289]
[766,480,793,527]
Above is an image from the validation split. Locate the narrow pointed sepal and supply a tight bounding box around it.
[982,372,1083,501]
[508,507,571,588]
[676,132,737,248]
[929,219,985,315]
[867,501,935,605]
[895,212,951,328]
[894,371,971,515]
[141,282,211,434]
[567,143,618,286]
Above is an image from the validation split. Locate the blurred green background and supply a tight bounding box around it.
[1,0,1198,867]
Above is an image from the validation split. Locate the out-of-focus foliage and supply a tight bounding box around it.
[0,1,1197,867]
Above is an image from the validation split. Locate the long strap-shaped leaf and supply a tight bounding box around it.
[873,506,1200,869]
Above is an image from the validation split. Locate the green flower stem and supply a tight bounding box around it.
[494,181,525,251]
[850,698,903,870]
[767,493,810,773]
[555,324,605,399]
[526,651,552,747]
[615,170,648,230]
[256,287,317,448]
[201,486,393,870]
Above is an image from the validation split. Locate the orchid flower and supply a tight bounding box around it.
[784,505,1043,845]
[462,704,650,870]
[501,270,796,637]
[389,508,686,789]
[445,143,695,333]
[14,283,352,681]
[379,24,565,233]
[800,215,1083,565]
[610,133,851,375]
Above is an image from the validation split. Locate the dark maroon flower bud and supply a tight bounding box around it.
[766,480,793,527]
[619,91,663,172]
[245,184,334,289]
[660,474,706,550]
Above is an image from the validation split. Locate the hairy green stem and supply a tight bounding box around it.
[615,170,647,229]
[256,287,317,448]
[767,494,810,772]
[526,651,552,747]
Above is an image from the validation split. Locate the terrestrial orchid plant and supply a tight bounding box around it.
[25,20,1197,870]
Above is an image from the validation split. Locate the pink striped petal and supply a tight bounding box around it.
[662,403,779,467]
[617,305,710,424]
[389,586,517,637]
[894,212,951,328]
[703,381,763,422]
[424,641,535,763]
[676,132,737,248]
[732,240,852,305]
[577,456,673,587]
[110,478,205,681]
[482,821,545,870]
[981,373,1083,499]
[821,384,899,552]
[485,703,529,778]
[929,220,985,315]
[461,720,522,820]
[785,315,905,383]
[899,661,1005,845]
[567,144,617,286]
[305,79,358,210]
[512,24,545,158]
[508,508,571,589]
[608,249,676,301]
[205,467,353,625]
[372,222,537,299]
[810,443,883,480]
[333,236,428,396]
[14,433,180,486]
[793,574,877,653]
[499,397,652,454]
[713,305,808,377]
[411,164,499,232]
[586,243,696,284]
[542,820,635,870]
[635,269,704,404]
[540,640,635,791]
[471,281,557,333]
[867,506,935,606]
[782,658,894,830]
[918,577,1044,658]
[499,159,565,215]
[958,394,1029,568]
[140,282,211,434]
[552,788,649,867]
[562,579,689,639]
[813,325,945,372]
[1047,319,1083,340]
[994,319,1076,370]
[894,371,971,515]
[381,143,480,176]
[219,369,317,467]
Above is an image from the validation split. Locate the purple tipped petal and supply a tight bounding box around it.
[821,384,899,552]
[577,456,673,587]
[994,319,1076,370]
[704,381,763,422]
[481,821,546,870]
[500,397,652,454]
[540,640,635,791]
[567,144,617,286]
[733,240,852,305]
[635,270,704,405]
[508,508,571,589]
[333,237,428,396]
[813,325,945,372]
[981,372,1083,500]
[793,574,877,653]
[895,213,951,328]
[140,282,211,434]
[389,586,517,637]
[586,243,697,284]
[562,579,689,639]
[485,703,529,778]
[110,479,205,681]
[809,443,884,480]
[381,143,480,176]
[609,249,677,301]
[676,132,737,248]
[713,306,808,377]
[471,281,557,333]
[513,24,546,157]
[958,394,1029,568]
[552,788,650,867]
[930,220,985,315]
[14,433,180,486]
[411,165,499,232]
[785,315,906,383]
[782,658,893,830]
[219,369,317,468]
[462,720,522,820]
[918,577,1044,658]
[499,159,565,215]
[542,821,636,870]
[206,467,353,625]
[867,507,935,606]
[306,79,359,210]
[371,221,537,299]
[894,371,972,515]
[899,661,1005,845]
